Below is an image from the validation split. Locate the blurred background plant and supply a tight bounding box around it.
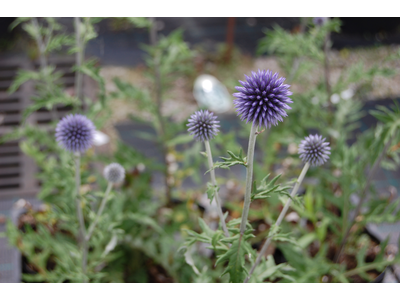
[1,17,209,283]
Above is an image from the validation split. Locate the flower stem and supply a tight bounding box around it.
[149,17,172,204]
[343,260,392,277]
[74,17,84,104]
[31,18,48,69]
[244,162,310,283]
[74,152,87,281]
[204,140,229,237]
[31,18,58,121]
[85,182,113,242]
[239,125,258,236]
[323,32,332,114]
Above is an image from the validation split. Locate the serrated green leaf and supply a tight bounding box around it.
[205,149,247,174]
[251,173,291,201]
[211,231,224,250]
[198,217,214,237]
[215,237,248,283]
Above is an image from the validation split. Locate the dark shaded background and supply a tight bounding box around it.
[1,17,400,66]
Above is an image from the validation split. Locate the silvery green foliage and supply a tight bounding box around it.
[4,17,400,284]
[104,163,126,183]
[182,19,400,284]
[252,17,400,283]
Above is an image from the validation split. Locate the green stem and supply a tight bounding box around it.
[74,17,84,104]
[343,260,392,277]
[244,162,310,283]
[85,182,113,242]
[239,125,258,236]
[323,32,332,114]
[74,152,87,281]
[31,18,47,69]
[82,182,113,282]
[31,18,58,121]
[204,141,229,237]
[149,17,171,204]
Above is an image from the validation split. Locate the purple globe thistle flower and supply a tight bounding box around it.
[233,70,292,129]
[55,114,96,153]
[104,163,125,184]
[187,110,220,142]
[298,134,331,166]
[313,17,328,26]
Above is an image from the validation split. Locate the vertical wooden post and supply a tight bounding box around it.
[223,17,236,64]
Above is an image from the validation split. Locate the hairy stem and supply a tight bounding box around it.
[74,17,84,104]
[343,260,393,277]
[31,18,47,69]
[323,32,332,114]
[149,17,172,204]
[86,182,113,241]
[74,152,87,281]
[239,125,258,236]
[335,132,396,263]
[204,141,229,237]
[288,57,302,83]
[244,162,310,283]
[82,182,113,281]
[288,18,307,83]
[31,18,58,121]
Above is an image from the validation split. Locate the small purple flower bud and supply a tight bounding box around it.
[298,134,331,166]
[55,114,96,153]
[104,163,125,183]
[187,110,220,142]
[233,69,292,129]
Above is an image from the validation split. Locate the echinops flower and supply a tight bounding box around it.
[55,114,96,153]
[187,110,220,142]
[298,134,331,166]
[313,17,328,26]
[233,70,292,129]
[104,163,125,183]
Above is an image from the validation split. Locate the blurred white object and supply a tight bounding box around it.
[193,74,232,113]
[311,96,319,105]
[330,93,340,104]
[285,212,300,223]
[199,193,219,220]
[341,88,354,100]
[93,130,110,146]
[137,163,146,172]
[288,143,298,154]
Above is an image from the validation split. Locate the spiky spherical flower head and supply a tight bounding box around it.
[298,134,331,166]
[233,70,292,129]
[55,114,96,153]
[313,17,328,26]
[187,110,220,142]
[104,163,125,183]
